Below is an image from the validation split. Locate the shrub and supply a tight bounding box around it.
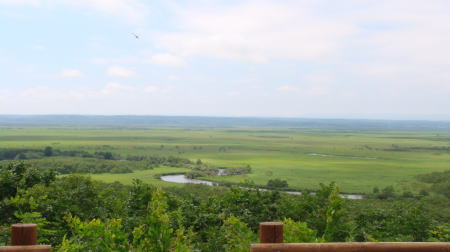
[284,218,317,243]
[267,179,288,189]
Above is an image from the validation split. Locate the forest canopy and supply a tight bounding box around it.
[0,162,448,251]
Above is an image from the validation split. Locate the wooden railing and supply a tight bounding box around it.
[2,222,449,251]
[0,224,51,252]
[251,222,450,252]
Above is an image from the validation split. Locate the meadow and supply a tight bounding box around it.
[0,126,449,193]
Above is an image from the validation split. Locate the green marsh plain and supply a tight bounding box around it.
[0,126,449,193]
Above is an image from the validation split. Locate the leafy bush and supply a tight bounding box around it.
[59,189,193,252]
[375,186,396,199]
[283,218,318,243]
[267,179,288,189]
[417,170,450,184]
[353,203,433,241]
[59,215,129,252]
[0,162,55,201]
[221,216,256,252]
[1,162,448,250]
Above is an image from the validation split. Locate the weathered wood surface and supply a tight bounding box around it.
[251,242,450,252]
[0,245,51,252]
[0,224,51,251]
[11,224,37,246]
[259,222,284,243]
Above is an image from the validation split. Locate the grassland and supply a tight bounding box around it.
[0,126,449,193]
[89,166,191,186]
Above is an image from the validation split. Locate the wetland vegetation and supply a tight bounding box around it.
[0,117,449,250]
[0,125,448,194]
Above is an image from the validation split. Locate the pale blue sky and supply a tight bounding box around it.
[1,0,449,119]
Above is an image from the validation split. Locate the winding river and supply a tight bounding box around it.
[160,174,363,199]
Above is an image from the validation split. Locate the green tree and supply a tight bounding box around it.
[320,183,348,241]
[283,218,318,243]
[44,146,53,157]
[377,186,395,199]
[59,215,129,252]
[0,162,52,201]
[353,203,433,242]
[292,182,351,242]
[267,179,288,189]
[221,215,256,252]
[131,189,174,252]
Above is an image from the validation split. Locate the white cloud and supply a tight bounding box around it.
[0,85,180,114]
[167,75,180,81]
[101,82,134,95]
[0,0,40,5]
[336,0,450,85]
[277,85,298,92]
[304,73,335,85]
[3,1,450,117]
[0,82,449,118]
[144,86,158,93]
[307,86,329,96]
[67,0,147,23]
[107,66,135,77]
[227,91,240,96]
[0,0,147,23]
[59,69,83,78]
[31,44,46,51]
[0,86,91,110]
[91,58,108,64]
[155,2,356,62]
[90,56,140,65]
[148,53,184,67]
[153,0,450,87]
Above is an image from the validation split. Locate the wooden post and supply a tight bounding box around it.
[259,222,283,243]
[0,224,51,252]
[11,224,37,246]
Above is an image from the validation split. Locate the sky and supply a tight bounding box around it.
[0,0,449,119]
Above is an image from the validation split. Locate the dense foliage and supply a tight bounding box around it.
[417,170,450,198]
[0,147,196,174]
[266,179,289,189]
[0,162,448,251]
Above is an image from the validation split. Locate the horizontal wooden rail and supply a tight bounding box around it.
[0,245,51,252]
[250,242,450,252]
[253,222,450,252]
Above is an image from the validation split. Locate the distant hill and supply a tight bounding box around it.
[0,115,449,130]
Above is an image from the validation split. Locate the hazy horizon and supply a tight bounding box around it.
[0,114,449,122]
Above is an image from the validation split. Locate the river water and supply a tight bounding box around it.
[160,174,363,199]
[307,153,377,160]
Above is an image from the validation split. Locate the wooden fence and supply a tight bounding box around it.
[1,222,449,251]
[0,224,51,252]
[251,222,450,252]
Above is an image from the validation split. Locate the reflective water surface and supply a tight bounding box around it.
[160,174,363,199]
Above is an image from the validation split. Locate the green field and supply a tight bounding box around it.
[89,167,191,186]
[0,126,449,193]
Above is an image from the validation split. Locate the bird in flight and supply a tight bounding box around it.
[132,33,139,39]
